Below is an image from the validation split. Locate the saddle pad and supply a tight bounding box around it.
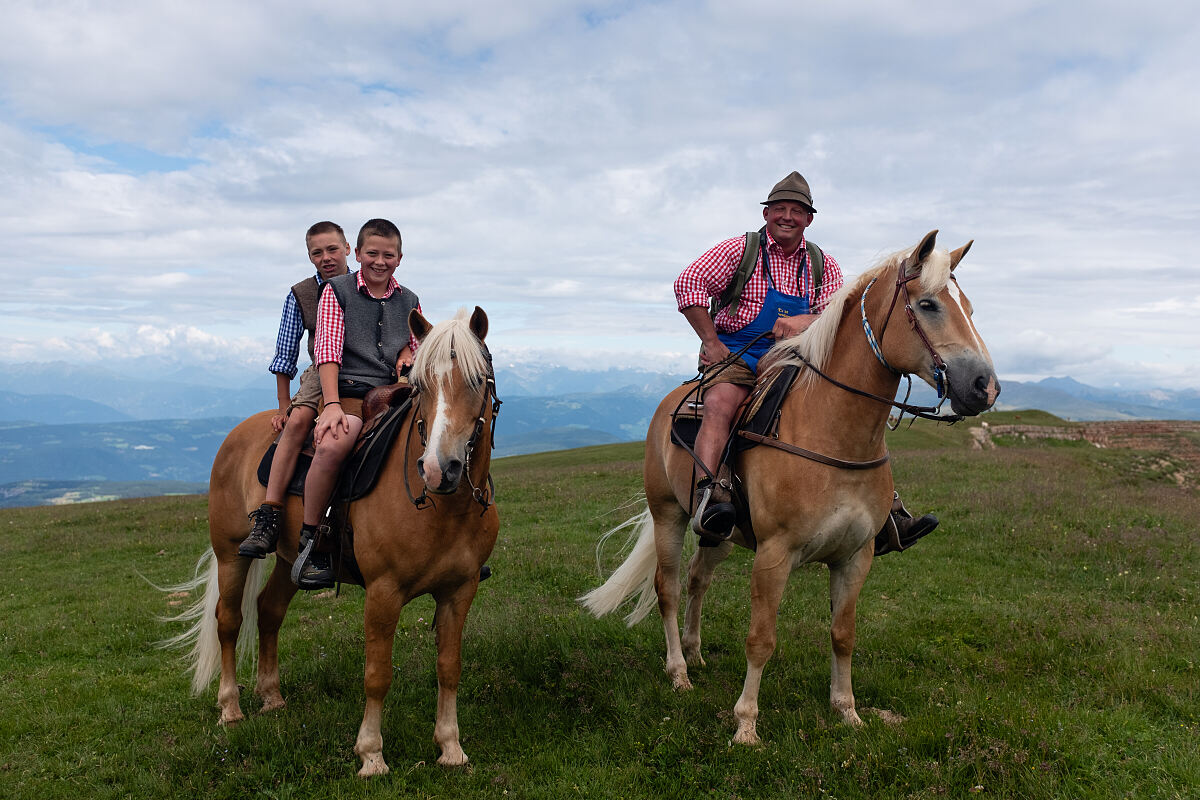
[338,395,414,502]
[255,394,414,501]
[732,365,801,452]
[256,441,314,497]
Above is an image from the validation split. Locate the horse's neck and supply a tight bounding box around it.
[778,308,900,457]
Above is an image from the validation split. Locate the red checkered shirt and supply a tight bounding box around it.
[674,230,843,332]
[314,270,421,366]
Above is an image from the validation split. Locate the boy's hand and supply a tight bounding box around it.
[271,408,289,433]
[396,346,414,370]
[314,404,350,444]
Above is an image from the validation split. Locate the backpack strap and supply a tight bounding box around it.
[806,240,825,296]
[710,228,764,320]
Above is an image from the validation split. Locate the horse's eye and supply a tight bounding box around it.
[917,299,937,312]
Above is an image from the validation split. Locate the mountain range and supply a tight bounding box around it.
[1,359,1197,506]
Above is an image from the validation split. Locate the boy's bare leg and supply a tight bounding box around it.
[265,405,317,505]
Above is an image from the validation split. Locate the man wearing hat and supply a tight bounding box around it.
[674,171,938,551]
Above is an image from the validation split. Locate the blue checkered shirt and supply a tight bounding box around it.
[268,273,325,378]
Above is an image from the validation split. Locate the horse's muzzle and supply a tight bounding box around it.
[945,358,1001,417]
[417,456,464,494]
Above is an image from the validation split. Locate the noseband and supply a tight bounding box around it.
[405,345,502,513]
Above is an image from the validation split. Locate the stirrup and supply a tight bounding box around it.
[692,478,735,543]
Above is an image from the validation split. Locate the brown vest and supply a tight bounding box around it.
[290,276,323,363]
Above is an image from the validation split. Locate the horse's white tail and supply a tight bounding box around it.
[157,548,267,695]
[579,507,660,626]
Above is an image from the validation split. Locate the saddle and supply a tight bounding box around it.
[255,383,416,585]
[670,366,803,549]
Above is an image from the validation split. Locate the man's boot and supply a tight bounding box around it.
[291,524,336,590]
[238,503,282,559]
[874,492,939,556]
[692,475,736,542]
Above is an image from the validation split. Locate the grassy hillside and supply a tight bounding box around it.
[1,423,1197,799]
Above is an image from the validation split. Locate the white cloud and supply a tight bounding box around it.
[1,1,1198,390]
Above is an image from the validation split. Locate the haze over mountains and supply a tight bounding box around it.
[2,357,1198,507]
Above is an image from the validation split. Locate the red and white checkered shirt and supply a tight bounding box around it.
[314,271,421,366]
[674,230,843,332]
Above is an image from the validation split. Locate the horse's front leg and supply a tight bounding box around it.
[429,580,480,766]
[732,542,792,745]
[254,559,299,712]
[828,545,873,726]
[682,539,734,667]
[214,555,252,725]
[355,584,405,778]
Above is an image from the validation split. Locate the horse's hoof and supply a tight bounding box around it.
[437,749,469,767]
[259,696,286,713]
[669,672,693,691]
[732,726,761,746]
[218,710,244,727]
[357,754,390,778]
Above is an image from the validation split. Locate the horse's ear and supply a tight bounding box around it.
[410,308,432,341]
[903,230,939,274]
[948,240,973,271]
[469,306,488,341]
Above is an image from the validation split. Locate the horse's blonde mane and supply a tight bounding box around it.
[410,307,490,391]
[759,244,952,385]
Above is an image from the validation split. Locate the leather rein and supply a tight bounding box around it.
[403,346,501,514]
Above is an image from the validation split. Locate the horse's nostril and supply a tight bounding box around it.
[444,459,463,484]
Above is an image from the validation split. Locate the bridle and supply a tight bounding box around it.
[404,345,502,514]
[799,258,962,427]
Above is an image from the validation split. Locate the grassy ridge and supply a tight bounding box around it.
[0,422,1197,799]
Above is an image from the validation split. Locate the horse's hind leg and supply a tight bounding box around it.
[652,505,693,690]
[682,539,734,668]
[355,584,406,777]
[828,546,873,727]
[214,555,252,725]
[428,582,479,767]
[255,559,299,713]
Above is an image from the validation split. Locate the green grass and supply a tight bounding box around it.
[1,429,1197,799]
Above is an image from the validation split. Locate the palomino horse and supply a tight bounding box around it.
[582,231,999,744]
[166,307,499,775]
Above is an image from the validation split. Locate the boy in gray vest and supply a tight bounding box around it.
[239,221,352,560]
[293,218,421,589]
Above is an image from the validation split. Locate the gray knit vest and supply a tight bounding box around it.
[290,276,322,363]
[326,272,419,387]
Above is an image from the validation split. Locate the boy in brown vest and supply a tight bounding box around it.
[238,221,352,559]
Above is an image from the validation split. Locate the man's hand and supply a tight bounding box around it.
[314,404,350,445]
[270,408,289,433]
[699,339,733,366]
[771,313,816,341]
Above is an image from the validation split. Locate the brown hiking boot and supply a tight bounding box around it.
[692,476,735,541]
[238,503,282,559]
[874,492,939,556]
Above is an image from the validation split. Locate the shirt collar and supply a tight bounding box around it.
[355,269,400,299]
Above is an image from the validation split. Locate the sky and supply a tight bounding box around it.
[1,0,1198,390]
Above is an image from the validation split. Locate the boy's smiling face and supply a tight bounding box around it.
[355,234,402,292]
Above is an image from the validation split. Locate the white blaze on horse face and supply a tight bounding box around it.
[422,390,453,486]
[944,279,991,362]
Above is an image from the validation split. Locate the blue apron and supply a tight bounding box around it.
[717,244,811,372]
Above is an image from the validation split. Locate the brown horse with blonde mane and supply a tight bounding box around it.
[582,231,999,744]
[165,306,499,775]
